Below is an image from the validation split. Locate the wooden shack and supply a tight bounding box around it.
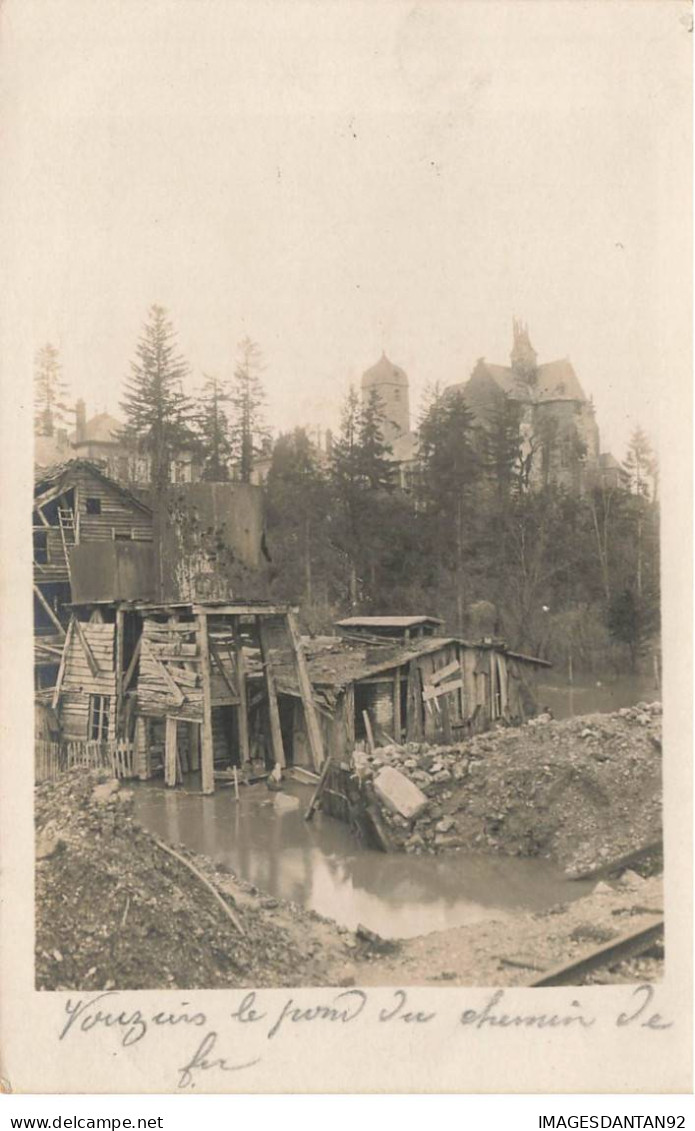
[33,460,153,635]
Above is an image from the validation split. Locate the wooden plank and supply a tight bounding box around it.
[148,650,201,662]
[115,608,125,734]
[141,638,185,707]
[344,684,356,750]
[422,678,464,702]
[286,610,325,771]
[362,710,375,754]
[167,665,199,688]
[232,618,251,765]
[197,613,215,794]
[392,667,402,743]
[33,584,66,637]
[122,636,142,692]
[405,659,418,742]
[208,638,238,700]
[429,659,460,686]
[304,751,333,821]
[440,693,453,744]
[51,620,73,710]
[257,617,286,770]
[73,618,101,678]
[188,721,201,771]
[192,603,291,616]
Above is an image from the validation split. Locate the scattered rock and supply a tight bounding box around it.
[593,881,614,896]
[373,766,429,821]
[91,780,120,805]
[435,816,456,834]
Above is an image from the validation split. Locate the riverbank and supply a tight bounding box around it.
[365,702,662,875]
[36,767,663,991]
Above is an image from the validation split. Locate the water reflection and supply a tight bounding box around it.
[537,674,659,720]
[133,780,591,938]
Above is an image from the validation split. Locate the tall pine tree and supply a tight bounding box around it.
[229,337,269,483]
[329,385,395,607]
[120,305,194,492]
[196,374,232,481]
[34,343,70,437]
[417,386,481,633]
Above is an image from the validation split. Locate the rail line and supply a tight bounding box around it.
[570,839,663,883]
[528,920,664,987]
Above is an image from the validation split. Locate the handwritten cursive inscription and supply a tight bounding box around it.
[460,990,596,1030]
[177,1032,261,1089]
[55,983,675,1089]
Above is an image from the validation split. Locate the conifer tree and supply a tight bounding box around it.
[417,386,481,633]
[228,337,269,483]
[329,385,396,607]
[265,428,338,615]
[196,374,232,481]
[34,343,70,436]
[120,305,194,492]
[624,426,656,499]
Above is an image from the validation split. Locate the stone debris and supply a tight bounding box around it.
[352,702,662,868]
[373,766,429,821]
[34,770,356,991]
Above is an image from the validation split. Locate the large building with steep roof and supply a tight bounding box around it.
[450,321,604,495]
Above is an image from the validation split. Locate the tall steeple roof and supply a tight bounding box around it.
[510,318,538,378]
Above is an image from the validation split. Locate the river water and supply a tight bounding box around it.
[535,673,659,720]
[132,675,653,939]
[133,780,592,939]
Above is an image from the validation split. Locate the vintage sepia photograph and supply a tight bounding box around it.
[28,0,672,995]
[1,0,691,1097]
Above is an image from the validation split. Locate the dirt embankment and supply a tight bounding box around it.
[35,772,350,992]
[36,762,663,992]
[363,702,662,873]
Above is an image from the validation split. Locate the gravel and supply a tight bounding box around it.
[35,770,343,991]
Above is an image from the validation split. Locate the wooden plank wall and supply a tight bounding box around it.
[73,469,152,542]
[136,617,204,720]
[59,621,116,739]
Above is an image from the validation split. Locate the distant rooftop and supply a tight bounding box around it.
[335,615,444,629]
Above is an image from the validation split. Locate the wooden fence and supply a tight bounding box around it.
[35,738,135,783]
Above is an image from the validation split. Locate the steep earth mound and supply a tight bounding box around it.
[35,771,347,991]
[363,702,662,872]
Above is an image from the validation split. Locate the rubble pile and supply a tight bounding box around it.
[35,770,332,991]
[358,703,663,871]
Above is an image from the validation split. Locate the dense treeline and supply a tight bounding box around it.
[35,306,660,673]
[264,389,659,675]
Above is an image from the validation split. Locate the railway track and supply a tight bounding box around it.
[570,839,663,883]
[528,919,664,987]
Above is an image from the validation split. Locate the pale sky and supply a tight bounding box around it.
[3,0,692,458]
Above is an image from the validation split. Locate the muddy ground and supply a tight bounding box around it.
[36,759,663,991]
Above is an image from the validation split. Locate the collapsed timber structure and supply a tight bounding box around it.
[35,461,551,802]
[271,622,549,757]
[49,602,548,793]
[51,601,325,793]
